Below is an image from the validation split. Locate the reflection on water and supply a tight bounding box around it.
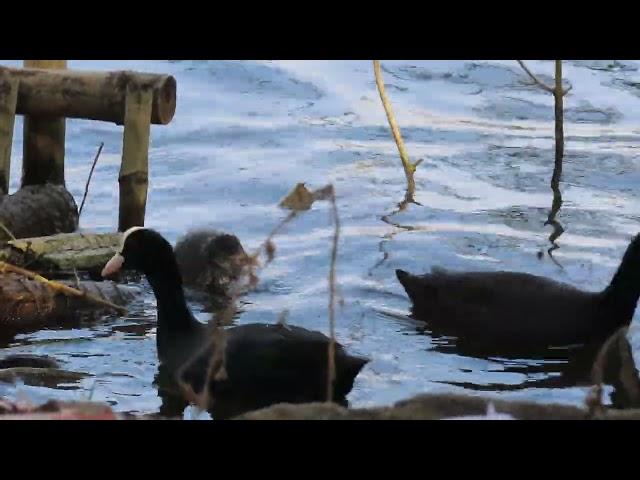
[545,180,565,264]
[421,321,640,410]
[1,60,640,417]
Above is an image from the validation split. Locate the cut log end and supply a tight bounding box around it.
[1,66,177,126]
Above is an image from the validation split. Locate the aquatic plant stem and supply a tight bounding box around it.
[326,185,340,401]
[517,60,570,260]
[373,61,421,204]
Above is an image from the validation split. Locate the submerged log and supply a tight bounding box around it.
[0,272,138,333]
[0,232,120,273]
[0,184,78,241]
[0,65,176,125]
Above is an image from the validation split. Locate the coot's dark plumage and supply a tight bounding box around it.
[102,227,368,414]
[174,229,247,298]
[396,234,640,347]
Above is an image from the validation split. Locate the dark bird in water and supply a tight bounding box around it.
[173,228,248,302]
[102,227,368,418]
[396,234,640,348]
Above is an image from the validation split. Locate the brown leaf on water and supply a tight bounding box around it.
[265,240,276,263]
[279,183,315,211]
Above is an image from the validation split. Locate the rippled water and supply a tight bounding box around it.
[1,60,640,418]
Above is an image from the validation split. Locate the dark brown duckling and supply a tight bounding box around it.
[174,229,248,302]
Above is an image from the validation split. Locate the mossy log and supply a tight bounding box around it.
[0,232,120,274]
[0,65,176,126]
[0,185,78,242]
[0,272,138,334]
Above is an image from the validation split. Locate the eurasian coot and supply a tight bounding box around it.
[102,227,368,414]
[396,234,640,347]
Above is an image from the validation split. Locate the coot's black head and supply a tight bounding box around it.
[102,227,178,279]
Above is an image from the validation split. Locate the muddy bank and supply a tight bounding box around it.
[234,392,640,420]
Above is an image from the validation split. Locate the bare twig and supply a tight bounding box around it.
[516,60,555,93]
[517,60,569,260]
[78,142,104,217]
[373,60,421,204]
[326,185,340,401]
[0,260,127,314]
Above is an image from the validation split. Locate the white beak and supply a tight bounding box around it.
[102,253,124,278]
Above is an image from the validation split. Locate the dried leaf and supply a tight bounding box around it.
[279,183,315,211]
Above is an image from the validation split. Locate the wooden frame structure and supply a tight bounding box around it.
[0,61,177,231]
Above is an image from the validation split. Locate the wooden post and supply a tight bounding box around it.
[118,82,153,231]
[22,60,67,188]
[0,71,18,196]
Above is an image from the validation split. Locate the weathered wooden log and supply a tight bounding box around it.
[0,184,78,241]
[0,70,18,196]
[0,232,120,273]
[21,61,67,188]
[0,272,138,333]
[0,65,176,125]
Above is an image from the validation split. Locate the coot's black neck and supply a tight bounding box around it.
[603,236,640,320]
[144,254,198,334]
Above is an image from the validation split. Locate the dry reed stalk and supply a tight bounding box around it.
[373,61,422,204]
[325,185,340,401]
[517,60,571,260]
